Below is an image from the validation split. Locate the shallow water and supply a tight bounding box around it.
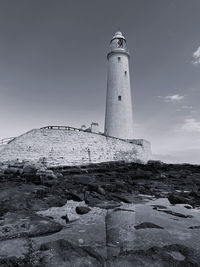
[33,196,200,259]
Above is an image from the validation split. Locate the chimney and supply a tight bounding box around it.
[91,122,99,133]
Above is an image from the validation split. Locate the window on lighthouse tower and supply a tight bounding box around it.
[117,38,124,48]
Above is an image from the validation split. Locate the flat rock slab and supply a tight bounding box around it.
[133,198,200,251]
[0,238,30,259]
[36,200,87,224]
[38,239,103,267]
[107,244,199,267]
[0,211,62,240]
[33,201,107,258]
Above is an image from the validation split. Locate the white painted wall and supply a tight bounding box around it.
[0,129,151,166]
[0,145,6,152]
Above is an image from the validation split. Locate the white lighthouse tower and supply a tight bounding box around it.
[104,31,134,140]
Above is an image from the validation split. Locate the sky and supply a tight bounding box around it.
[0,0,200,162]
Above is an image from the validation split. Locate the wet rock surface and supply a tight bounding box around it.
[0,160,200,266]
[39,239,104,267]
[0,211,63,240]
[107,244,200,267]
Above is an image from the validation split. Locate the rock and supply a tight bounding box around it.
[0,211,63,240]
[0,237,37,266]
[4,167,21,175]
[36,200,85,223]
[134,222,164,230]
[96,185,106,195]
[85,196,103,206]
[151,205,167,210]
[36,169,58,183]
[76,206,91,215]
[62,167,82,175]
[22,162,49,184]
[0,238,30,259]
[188,225,200,229]
[78,238,84,245]
[39,239,103,267]
[168,171,181,179]
[135,168,152,178]
[184,205,192,209]
[61,214,70,223]
[168,193,192,205]
[22,163,38,176]
[35,169,58,186]
[158,209,193,218]
[147,160,164,167]
[103,183,117,193]
[189,191,200,199]
[71,174,96,185]
[56,172,63,179]
[68,191,85,201]
[160,173,167,179]
[110,193,133,203]
[95,201,121,210]
[36,169,55,178]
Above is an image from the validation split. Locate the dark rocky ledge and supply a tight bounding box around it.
[0,160,200,266]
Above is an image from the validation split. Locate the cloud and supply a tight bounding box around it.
[190,110,197,114]
[192,46,200,65]
[181,105,193,109]
[181,118,200,132]
[164,94,184,102]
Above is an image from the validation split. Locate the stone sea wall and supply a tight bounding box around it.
[0,145,6,152]
[0,128,151,166]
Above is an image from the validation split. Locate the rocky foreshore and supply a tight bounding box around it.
[0,160,200,266]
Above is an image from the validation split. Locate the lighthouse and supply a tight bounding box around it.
[104,31,134,140]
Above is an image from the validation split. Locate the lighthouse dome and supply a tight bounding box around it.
[109,30,127,51]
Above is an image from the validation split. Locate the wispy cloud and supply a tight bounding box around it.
[192,46,200,65]
[164,94,184,102]
[156,94,184,103]
[181,105,193,109]
[181,118,200,132]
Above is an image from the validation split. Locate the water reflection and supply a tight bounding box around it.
[34,197,200,259]
[107,197,200,257]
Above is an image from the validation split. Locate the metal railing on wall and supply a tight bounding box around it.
[40,125,139,143]
[41,126,83,131]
